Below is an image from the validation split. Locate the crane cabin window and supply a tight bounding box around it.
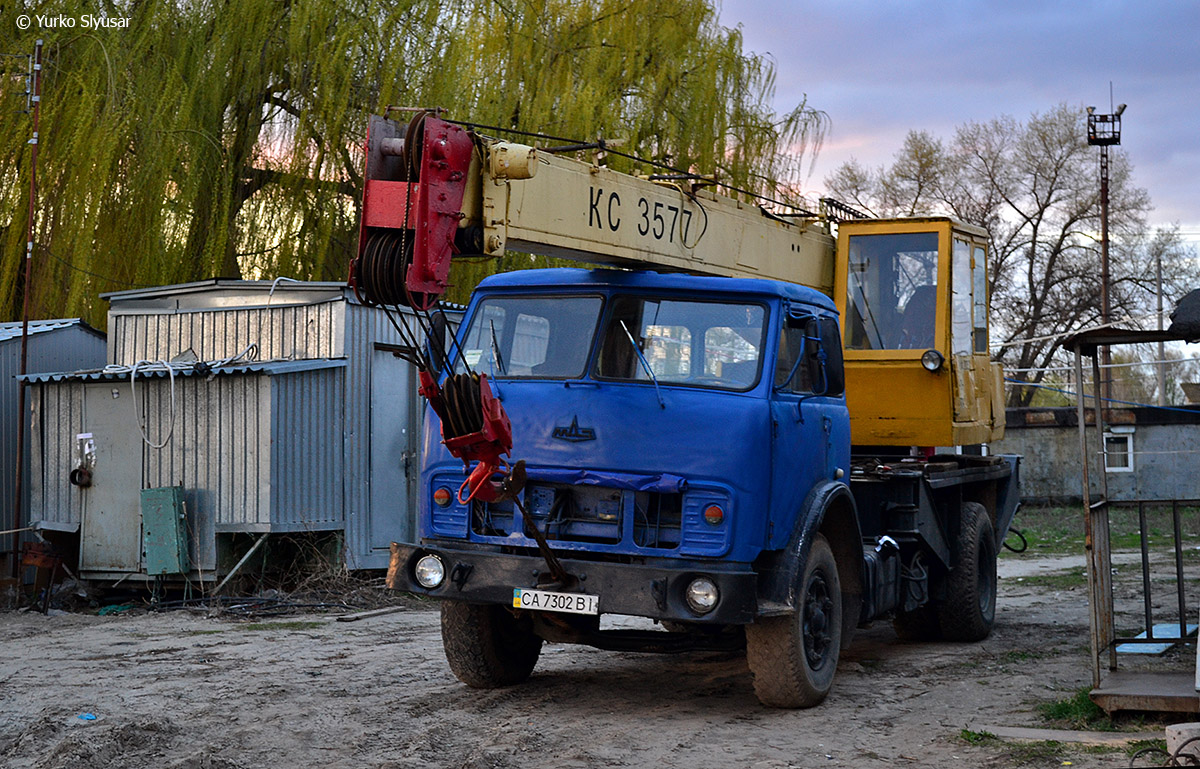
[845,232,940,350]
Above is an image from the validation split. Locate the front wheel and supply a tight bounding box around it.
[441,601,543,688]
[745,533,842,708]
[937,502,997,642]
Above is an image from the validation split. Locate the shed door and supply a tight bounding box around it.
[80,383,143,572]
[370,349,420,548]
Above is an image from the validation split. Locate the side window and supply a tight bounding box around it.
[775,321,814,393]
[774,316,844,396]
[972,245,988,354]
[817,317,845,397]
[951,238,972,356]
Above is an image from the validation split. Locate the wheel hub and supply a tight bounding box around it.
[803,571,835,669]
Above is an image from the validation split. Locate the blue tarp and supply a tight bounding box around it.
[523,467,687,494]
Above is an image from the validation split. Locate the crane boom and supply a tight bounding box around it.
[474,146,835,294]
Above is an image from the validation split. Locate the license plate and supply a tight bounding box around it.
[512,588,599,615]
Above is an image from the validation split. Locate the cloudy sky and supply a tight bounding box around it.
[717,0,1200,244]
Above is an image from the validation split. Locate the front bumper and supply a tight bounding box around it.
[387,542,758,624]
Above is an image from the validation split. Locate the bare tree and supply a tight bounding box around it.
[825,103,1199,406]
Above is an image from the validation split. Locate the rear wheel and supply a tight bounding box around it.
[441,601,543,688]
[745,533,842,708]
[937,502,997,642]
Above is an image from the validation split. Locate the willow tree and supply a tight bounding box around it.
[1,0,824,326]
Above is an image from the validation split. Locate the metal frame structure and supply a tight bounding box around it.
[1065,326,1200,713]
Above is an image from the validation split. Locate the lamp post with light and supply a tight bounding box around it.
[1086,102,1125,404]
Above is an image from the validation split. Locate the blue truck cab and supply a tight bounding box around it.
[387,267,1019,707]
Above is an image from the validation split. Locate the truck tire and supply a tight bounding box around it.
[937,502,997,642]
[745,533,842,708]
[441,600,542,688]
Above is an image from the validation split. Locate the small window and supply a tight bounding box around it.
[972,245,988,354]
[1103,432,1134,473]
[951,238,972,356]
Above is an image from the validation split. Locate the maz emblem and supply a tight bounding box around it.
[552,416,596,442]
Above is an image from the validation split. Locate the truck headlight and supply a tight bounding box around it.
[684,577,719,615]
[414,554,446,589]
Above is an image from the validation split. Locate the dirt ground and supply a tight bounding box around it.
[0,550,1189,769]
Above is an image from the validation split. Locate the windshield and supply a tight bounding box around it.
[594,296,765,390]
[455,295,603,378]
[844,232,939,350]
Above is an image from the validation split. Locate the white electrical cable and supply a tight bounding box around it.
[129,359,181,449]
[211,342,259,369]
[266,276,302,306]
[98,344,264,449]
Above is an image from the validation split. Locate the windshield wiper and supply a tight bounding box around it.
[488,319,507,375]
[486,319,506,399]
[620,320,665,409]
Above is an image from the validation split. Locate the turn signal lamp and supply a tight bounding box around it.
[703,505,724,526]
[433,487,453,507]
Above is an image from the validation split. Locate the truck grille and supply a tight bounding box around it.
[472,483,683,549]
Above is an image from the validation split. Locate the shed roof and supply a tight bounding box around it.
[0,318,102,343]
[19,358,345,384]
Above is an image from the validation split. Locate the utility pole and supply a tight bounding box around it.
[1086,100,1125,406]
[1157,251,1166,405]
[10,39,43,578]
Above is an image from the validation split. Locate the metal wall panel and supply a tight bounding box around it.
[28,380,88,531]
[342,304,425,569]
[108,301,345,366]
[3,323,105,559]
[141,372,273,570]
[270,368,345,531]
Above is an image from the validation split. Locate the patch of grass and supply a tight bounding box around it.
[187,629,226,636]
[1009,505,1200,557]
[959,728,1000,746]
[243,620,324,632]
[1037,688,1114,731]
[1013,569,1087,590]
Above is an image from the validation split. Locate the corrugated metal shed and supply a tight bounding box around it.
[1,320,106,564]
[25,281,453,576]
[27,360,346,575]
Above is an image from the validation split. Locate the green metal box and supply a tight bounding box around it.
[141,486,189,575]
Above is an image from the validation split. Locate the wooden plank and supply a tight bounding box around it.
[335,606,405,623]
[1091,671,1200,713]
[965,724,1155,746]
